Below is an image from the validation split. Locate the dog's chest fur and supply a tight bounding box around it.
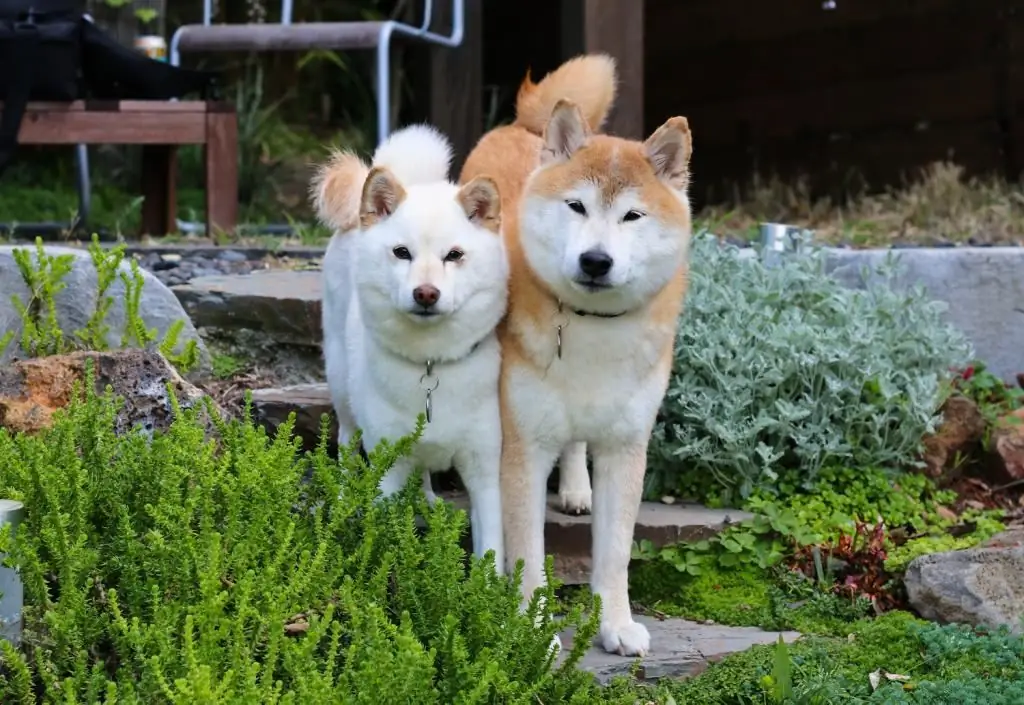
[348,317,502,468]
[505,310,674,447]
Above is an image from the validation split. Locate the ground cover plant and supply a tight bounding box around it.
[663,611,1024,704]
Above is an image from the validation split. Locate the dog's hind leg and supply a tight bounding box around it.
[556,442,592,515]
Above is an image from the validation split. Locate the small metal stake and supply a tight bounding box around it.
[759,222,813,267]
[0,500,25,646]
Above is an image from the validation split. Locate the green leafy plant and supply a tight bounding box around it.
[6,238,75,358]
[649,235,971,503]
[1,236,199,373]
[0,369,606,703]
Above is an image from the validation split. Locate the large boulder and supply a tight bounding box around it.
[0,245,209,374]
[0,349,212,437]
[904,528,1024,633]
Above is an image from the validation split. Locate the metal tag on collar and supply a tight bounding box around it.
[555,302,570,360]
[420,359,439,423]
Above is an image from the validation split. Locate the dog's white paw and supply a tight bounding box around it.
[557,489,592,515]
[548,634,563,655]
[600,619,650,657]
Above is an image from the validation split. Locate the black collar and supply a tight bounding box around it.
[570,307,629,319]
[385,337,486,368]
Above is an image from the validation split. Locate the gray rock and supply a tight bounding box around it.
[217,249,248,263]
[904,528,1024,633]
[0,245,209,374]
[173,270,322,346]
[560,615,800,684]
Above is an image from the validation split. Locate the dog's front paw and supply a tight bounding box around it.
[558,489,592,515]
[548,634,563,655]
[600,619,650,657]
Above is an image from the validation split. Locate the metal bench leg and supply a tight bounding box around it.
[73,144,91,233]
[376,28,394,146]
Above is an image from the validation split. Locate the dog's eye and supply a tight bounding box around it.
[444,249,464,263]
[565,200,587,216]
[392,246,412,260]
[622,210,646,222]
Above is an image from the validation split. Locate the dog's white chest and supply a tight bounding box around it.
[349,332,501,466]
[511,313,672,444]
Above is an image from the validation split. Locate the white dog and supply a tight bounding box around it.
[312,125,508,569]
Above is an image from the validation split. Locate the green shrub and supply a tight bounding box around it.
[648,235,971,502]
[0,368,606,703]
[0,236,199,373]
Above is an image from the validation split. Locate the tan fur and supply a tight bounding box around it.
[310,150,371,232]
[456,176,503,234]
[515,54,618,136]
[461,53,694,656]
[359,166,408,228]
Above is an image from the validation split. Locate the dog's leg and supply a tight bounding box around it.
[590,441,650,657]
[557,442,591,515]
[502,428,557,602]
[457,449,504,574]
[379,458,416,498]
[421,468,439,504]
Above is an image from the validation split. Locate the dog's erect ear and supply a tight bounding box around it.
[541,100,590,165]
[360,166,406,227]
[643,117,692,190]
[457,176,501,233]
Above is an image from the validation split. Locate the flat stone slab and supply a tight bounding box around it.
[173,270,322,346]
[251,384,336,450]
[561,615,800,684]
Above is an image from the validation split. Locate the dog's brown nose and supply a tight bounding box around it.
[413,284,441,308]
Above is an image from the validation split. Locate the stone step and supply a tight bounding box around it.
[250,383,753,585]
[173,270,322,347]
[251,383,335,451]
[564,615,800,684]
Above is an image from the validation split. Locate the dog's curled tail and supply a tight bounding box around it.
[514,53,618,136]
[371,123,453,186]
[310,150,371,232]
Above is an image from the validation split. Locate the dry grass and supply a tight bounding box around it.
[697,161,1024,247]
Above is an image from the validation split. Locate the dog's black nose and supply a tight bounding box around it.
[578,249,614,278]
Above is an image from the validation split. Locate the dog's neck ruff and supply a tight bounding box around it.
[554,300,633,360]
[383,337,485,424]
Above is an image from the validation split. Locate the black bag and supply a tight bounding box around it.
[0,0,217,177]
[0,0,84,175]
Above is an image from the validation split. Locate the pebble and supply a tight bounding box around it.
[134,249,268,287]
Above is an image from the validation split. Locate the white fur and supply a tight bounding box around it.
[372,123,453,186]
[319,126,509,571]
[505,145,691,657]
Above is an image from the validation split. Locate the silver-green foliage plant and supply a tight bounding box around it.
[0,370,604,703]
[647,234,972,502]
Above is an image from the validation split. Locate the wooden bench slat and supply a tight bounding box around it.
[9,99,238,237]
[0,100,214,113]
[175,21,386,52]
[18,111,207,144]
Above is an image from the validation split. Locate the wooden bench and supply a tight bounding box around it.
[13,100,238,237]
